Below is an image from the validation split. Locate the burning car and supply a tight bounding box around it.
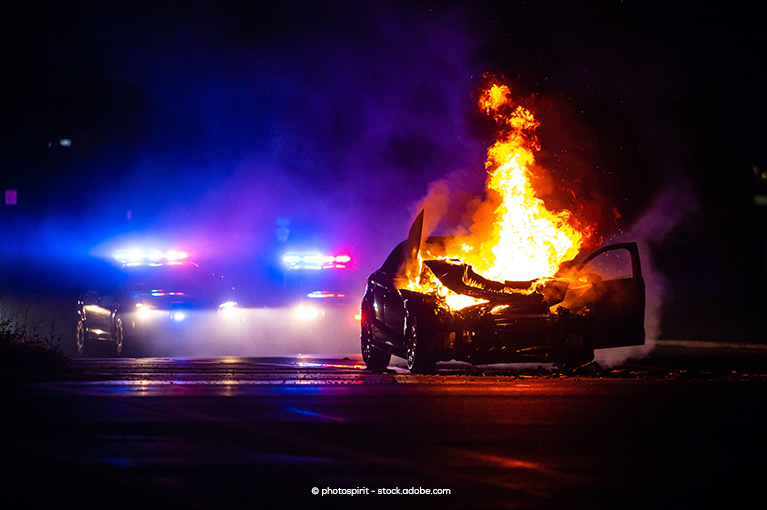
[360,212,645,372]
[76,249,242,357]
[361,79,646,373]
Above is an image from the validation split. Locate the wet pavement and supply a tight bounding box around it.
[2,346,766,509]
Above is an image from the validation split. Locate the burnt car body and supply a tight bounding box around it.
[76,257,241,357]
[360,223,645,373]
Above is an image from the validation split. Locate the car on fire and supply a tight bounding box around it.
[76,250,242,356]
[360,213,645,373]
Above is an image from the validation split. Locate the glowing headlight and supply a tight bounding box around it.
[136,304,153,320]
[218,301,241,320]
[295,305,320,320]
[219,301,237,311]
[171,311,186,322]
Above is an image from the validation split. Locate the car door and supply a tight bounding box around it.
[570,242,645,349]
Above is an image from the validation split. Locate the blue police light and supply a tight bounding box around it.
[307,291,346,299]
[115,249,189,265]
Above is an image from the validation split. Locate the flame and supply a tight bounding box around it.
[475,85,583,281]
[408,81,589,310]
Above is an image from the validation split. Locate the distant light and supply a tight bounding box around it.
[115,249,190,264]
[166,250,188,261]
[283,253,353,269]
[150,290,184,297]
[301,254,330,266]
[146,249,164,262]
[295,305,319,320]
[59,139,71,147]
[171,311,186,321]
[307,291,346,299]
[115,249,143,263]
[308,291,334,299]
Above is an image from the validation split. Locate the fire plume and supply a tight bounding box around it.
[473,83,584,282]
[409,81,591,310]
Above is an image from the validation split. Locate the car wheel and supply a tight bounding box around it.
[76,319,88,357]
[361,309,390,371]
[406,315,436,374]
[113,315,124,357]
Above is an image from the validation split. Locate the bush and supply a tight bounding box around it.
[0,278,72,381]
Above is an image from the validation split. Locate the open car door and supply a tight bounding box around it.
[563,242,645,349]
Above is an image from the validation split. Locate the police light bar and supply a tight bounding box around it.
[282,253,351,269]
[115,249,189,264]
[307,291,346,299]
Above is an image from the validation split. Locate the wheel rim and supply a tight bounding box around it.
[361,314,373,363]
[76,320,85,356]
[406,319,417,370]
[114,317,123,356]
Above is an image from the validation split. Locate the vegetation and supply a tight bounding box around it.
[0,277,73,381]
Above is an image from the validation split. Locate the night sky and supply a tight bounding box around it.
[2,1,765,340]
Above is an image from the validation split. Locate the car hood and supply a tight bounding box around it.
[422,259,569,309]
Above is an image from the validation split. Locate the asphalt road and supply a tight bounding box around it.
[3,351,766,509]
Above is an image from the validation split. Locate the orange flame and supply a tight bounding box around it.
[471,83,584,281]
[409,82,589,309]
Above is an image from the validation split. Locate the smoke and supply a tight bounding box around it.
[2,2,487,302]
[154,308,361,358]
[412,167,487,238]
[595,181,698,367]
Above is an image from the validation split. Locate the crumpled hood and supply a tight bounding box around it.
[422,259,569,309]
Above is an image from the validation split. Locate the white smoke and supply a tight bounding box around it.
[595,181,698,367]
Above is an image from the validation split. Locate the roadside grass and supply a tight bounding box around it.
[0,276,73,381]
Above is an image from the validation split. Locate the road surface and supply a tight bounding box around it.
[3,352,766,509]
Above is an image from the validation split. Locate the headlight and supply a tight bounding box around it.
[295,305,320,320]
[136,303,154,320]
[170,311,186,321]
[218,301,241,319]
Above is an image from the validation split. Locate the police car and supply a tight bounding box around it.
[76,249,242,356]
[278,252,363,351]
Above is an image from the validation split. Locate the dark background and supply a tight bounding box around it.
[2,0,765,342]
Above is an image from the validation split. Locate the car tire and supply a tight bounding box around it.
[361,309,390,371]
[406,315,436,374]
[76,319,89,357]
[113,315,124,357]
